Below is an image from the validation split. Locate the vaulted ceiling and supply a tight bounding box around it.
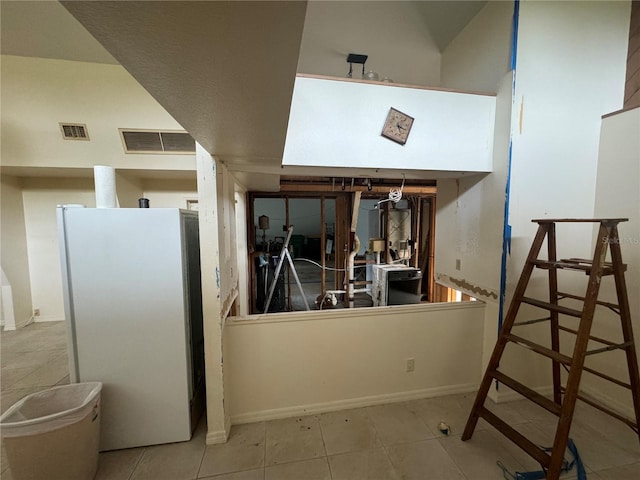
[2,1,486,189]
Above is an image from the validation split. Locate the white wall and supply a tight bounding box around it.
[224,302,485,423]
[585,107,640,415]
[505,0,631,390]
[441,1,514,94]
[283,76,496,173]
[298,1,441,86]
[0,176,33,329]
[1,55,195,173]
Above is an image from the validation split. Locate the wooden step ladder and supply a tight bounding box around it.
[462,218,640,479]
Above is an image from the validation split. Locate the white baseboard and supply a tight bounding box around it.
[205,415,232,445]
[13,316,34,330]
[230,383,480,425]
[33,315,65,323]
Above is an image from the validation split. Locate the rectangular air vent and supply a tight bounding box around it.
[60,123,89,140]
[119,129,195,154]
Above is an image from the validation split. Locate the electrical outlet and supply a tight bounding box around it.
[455,259,461,270]
[406,358,415,373]
[34,308,40,316]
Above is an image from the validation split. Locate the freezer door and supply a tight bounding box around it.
[60,207,193,450]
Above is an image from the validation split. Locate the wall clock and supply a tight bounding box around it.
[381,107,414,145]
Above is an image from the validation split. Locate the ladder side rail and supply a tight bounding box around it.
[548,222,562,405]
[462,223,550,441]
[547,222,611,478]
[608,224,640,443]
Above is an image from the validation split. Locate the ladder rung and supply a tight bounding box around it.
[556,291,621,314]
[563,257,626,273]
[557,325,619,347]
[560,387,638,432]
[531,259,612,275]
[582,365,633,389]
[521,297,583,317]
[504,334,573,365]
[477,406,551,468]
[586,341,634,356]
[491,370,561,416]
[513,317,551,327]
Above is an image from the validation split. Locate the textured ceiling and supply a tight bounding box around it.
[0,1,118,64]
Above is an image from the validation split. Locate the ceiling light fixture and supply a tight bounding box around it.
[346,53,368,78]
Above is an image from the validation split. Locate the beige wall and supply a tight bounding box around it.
[18,176,197,323]
[141,178,198,209]
[225,302,485,423]
[1,55,195,173]
[1,175,33,328]
[21,177,96,321]
[2,54,199,326]
[440,1,513,94]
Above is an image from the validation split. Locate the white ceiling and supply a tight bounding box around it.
[1,1,486,189]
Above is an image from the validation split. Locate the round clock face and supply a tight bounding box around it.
[382,108,414,145]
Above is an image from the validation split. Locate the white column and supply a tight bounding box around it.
[196,143,230,444]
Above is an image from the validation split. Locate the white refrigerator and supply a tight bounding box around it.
[57,206,205,451]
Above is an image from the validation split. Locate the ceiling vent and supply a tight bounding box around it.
[119,130,195,154]
[60,123,89,141]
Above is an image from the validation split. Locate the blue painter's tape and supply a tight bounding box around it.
[497,1,519,391]
[511,0,520,71]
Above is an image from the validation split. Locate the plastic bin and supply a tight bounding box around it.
[0,382,102,480]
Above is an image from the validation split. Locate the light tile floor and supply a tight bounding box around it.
[2,322,640,479]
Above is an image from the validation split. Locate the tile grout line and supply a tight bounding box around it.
[263,420,267,480]
[195,429,208,480]
[127,447,147,480]
[316,413,334,480]
[363,405,400,479]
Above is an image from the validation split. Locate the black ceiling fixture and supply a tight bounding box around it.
[346,53,368,78]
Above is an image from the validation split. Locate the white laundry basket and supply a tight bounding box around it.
[0,382,102,480]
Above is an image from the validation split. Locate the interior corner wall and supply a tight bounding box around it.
[584,107,640,415]
[440,1,514,94]
[1,175,33,329]
[437,0,515,399]
[504,0,631,391]
[21,177,96,322]
[115,174,144,208]
[141,178,198,208]
[435,71,513,400]
[297,1,440,86]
